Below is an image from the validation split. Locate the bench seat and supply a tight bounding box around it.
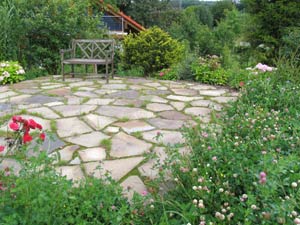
[62,58,113,65]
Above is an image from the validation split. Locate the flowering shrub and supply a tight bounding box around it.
[0,61,25,85]
[139,74,300,224]
[157,68,178,80]
[192,55,230,85]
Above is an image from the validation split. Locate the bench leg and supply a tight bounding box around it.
[85,65,88,74]
[106,63,109,84]
[62,63,65,81]
[111,62,114,79]
[71,65,75,78]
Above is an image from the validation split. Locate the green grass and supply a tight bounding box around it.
[118,117,130,122]
[100,138,112,151]
[131,131,143,139]
[80,97,90,104]
[50,120,57,132]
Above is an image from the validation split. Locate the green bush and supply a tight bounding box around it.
[121,26,184,76]
[192,55,229,85]
[0,61,25,84]
[156,67,178,80]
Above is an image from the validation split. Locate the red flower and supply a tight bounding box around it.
[9,122,19,131]
[28,119,37,129]
[23,132,33,144]
[239,81,245,87]
[36,123,43,130]
[12,115,22,123]
[0,145,5,152]
[40,133,46,141]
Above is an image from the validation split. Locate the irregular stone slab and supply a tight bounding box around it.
[101,84,127,89]
[144,82,163,87]
[24,94,61,104]
[0,91,18,99]
[47,87,71,96]
[69,81,94,87]
[57,145,80,162]
[121,176,147,201]
[146,103,173,112]
[18,88,41,94]
[85,98,114,105]
[0,86,10,92]
[184,107,211,117]
[96,106,155,120]
[0,103,12,111]
[138,147,167,179]
[8,95,32,103]
[66,132,109,147]
[171,88,198,96]
[211,96,237,104]
[110,132,152,158]
[142,129,184,145]
[57,117,93,138]
[41,84,64,90]
[190,99,214,107]
[139,95,168,103]
[83,114,116,130]
[190,84,217,90]
[113,99,143,107]
[144,89,171,96]
[94,89,118,95]
[126,78,152,84]
[129,84,153,90]
[104,126,120,133]
[199,89,227,97]
[166,95,202,102]
[106,90,139,99]
[66,96,83,105]
[115,120,154,133]
[157,86,168,90]
[69,157,81,165]
[84,156,144,180]
[78,87,96,91]
[30,107,60,119]
[79,147,106,162]
[56,166,84,181]
[0,158,22,175]
[44,101,64,107]
[147,118,184,130]
[74,91,98,98]
[52,105,97,117]
[159,111,190,120]
[170,101,185,111]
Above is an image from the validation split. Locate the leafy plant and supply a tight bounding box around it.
[156,67,178,81]
[0,61,25,84]
[121,26,184,76]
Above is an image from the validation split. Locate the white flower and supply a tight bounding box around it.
[2,71,10,77]
[0,63,8,67]
[294,218,300,224]
[292,182,298,188]
[16,69,25,74]
[251,205,257,210]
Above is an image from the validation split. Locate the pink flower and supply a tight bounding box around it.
[12,115,22,122]
[36,123,43,130]
[212,156,217,161]
[9,122,19,131]
[0,145,5,152]
[23,132,33,144]
[40,133,46,141]
[141,190,148,196]
[259,171,267,184]
[201,132,208,138]
[28,119,37,129]
[159,72,164,77]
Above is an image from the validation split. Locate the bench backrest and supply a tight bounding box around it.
[71,39,115,60]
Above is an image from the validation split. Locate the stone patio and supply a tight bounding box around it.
[0,76,238,199]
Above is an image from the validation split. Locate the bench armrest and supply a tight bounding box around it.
[60,49,72,61]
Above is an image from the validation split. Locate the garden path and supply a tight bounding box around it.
[0,76,238,199]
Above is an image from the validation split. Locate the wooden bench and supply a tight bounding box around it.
[60,39,115,83]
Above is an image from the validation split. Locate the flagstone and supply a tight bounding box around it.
[65,132,109,147]
[69,157,81,165]
[110,132,152,158]
[79,147,106,162]
[166,95,202,102]
[84,156,144,180]
[73,91,98,98]
[83,114,116,130]
[44,101,64,107]
[47,87,71,96]
[139,95,168,103]
[69,81,94,87]
[171,88,198,96]
[41,84,64,90]
[101,84,127,89]
[56,117,93,137]
[94,89,118,95]
[8,95,32,103]
[56,165,84,181]
[121,176,147,200]
[66,96,83,105]
[18,88,41,94]
[190,84,217,90]
[96,106,155,120]
[147,118,184,130]
[107,90,139,99]
[159,111,191,120]
[184,107,212,117]
[211,96,237,104]
[0,158,22,175]
[113,99,143,107]
[17,103,42,110]
[24,94,62,104]
[190,99,215,107]
[0,91,18,99]
[146,103,173,112]
[30,107,60,119]
[144,89,171,95]
[78,87,96,91]
[52,105,97,117]
[85,98,114,105]
[142,129,184,145]
[0,86,10,92]
[129,85,153,90]
[57,145,80,162]
[115,120,154,133]
[144,82,163,87]
[170,101,185,111]
[199,89,228,97]
[104,126,120,133]
[157,86,168,90]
